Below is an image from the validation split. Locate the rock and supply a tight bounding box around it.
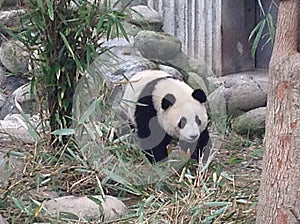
[0,214,9,224]
[129,5,163,31]
[187,72,208,96]
[44,195,127,222]
[0,10,24,28]
[0,83,36,119]
[0,143,25,187]
[121,21,143,36]
[232,107,266,136]
[0,114,38,143]
[158,64,187,80]
[0,65,6,85]
[102,36,140,57]
[207,72,267,119]
[0,40,29,74]
[94,54,157,83]
[223,75,267,117]
[167,51,214,80]
[121,0,147,7]
[219,70,268,93]
[0,75,29,95]
[134,30,182,61]
[207,85,227,122]
[206,76,222,94]
[0,93,5,109]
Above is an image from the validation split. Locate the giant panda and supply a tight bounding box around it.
[121,70,210,163]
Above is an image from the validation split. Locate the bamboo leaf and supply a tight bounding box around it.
[59,32,76,59]
[9,151,25,158]
[204,201,231,207]
[77,99,99,125]
[12,197,29,214]
[46,0,54,20]
[51,128,75,136]
[256,0,265,16]
[266,13,275,43]
[249,19,265,41]
[251,19,266,57]
[96,16,106,33]
[36,0,45,13]
[117,21,129,41]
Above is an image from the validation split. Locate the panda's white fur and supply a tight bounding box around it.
[122,70,209,163]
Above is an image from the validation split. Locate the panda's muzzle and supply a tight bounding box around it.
[187,134,199,142]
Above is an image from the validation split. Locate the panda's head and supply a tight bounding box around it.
[157,88,208,143]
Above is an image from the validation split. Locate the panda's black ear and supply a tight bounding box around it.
[192,89,207,103]
[162,93,176,110]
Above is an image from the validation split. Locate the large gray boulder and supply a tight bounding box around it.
[168,52,210,76]
[232,107,266,136]
[134,30,182,61]
[133,30,214,87]
[129,5,163,31]
[187,72,208,96]
[222,73,267,117]
[102,37,140,58]
[207,85,227,121]
[208,72,268,120]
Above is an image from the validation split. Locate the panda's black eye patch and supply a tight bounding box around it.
[178,117,187,129]
[195,115,201,126]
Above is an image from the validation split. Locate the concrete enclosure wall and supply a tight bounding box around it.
[146,0,263,76]
[221,0,255,75]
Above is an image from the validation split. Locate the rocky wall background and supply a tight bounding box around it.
[0,2,268,144]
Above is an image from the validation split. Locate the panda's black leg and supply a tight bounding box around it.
[142,134,171,163]
[191,127,210,161]
[153,134,172,162]
[144,147,167,163]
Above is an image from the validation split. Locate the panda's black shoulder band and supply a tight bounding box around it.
[138,76,171,99]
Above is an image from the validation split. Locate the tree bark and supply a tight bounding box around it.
[256,1,300,224]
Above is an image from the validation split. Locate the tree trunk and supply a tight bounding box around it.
[256,1,300,224]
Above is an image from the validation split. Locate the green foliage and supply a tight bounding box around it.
[0,118,263,223]
[5,0,128,144]
[249,0,276,57]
